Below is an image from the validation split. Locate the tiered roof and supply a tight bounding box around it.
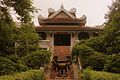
[36,5,101,32]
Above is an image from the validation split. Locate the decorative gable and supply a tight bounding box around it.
[38,5,87,26]
[52,11,73,19]
[48,5,76,19]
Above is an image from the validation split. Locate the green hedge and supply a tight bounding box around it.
[86,52,106,71]
[0,57,17,75]
[104,53,120,73]
[81,69,120,80]
[23,50,51,69]
[72,44,106,70]
[0,69,45,80]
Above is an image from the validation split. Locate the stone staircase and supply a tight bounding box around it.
[45,46,80,80]
[46,64,80,80]
[53,46,71,59]
[50,65,74,79]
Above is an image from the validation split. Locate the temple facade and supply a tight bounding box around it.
[35,5,102,58]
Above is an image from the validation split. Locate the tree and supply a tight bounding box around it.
[104,53,120,73]
[72,0,120,72]
[86,52,106,71]
[0,0,35,23]
[23,50,51,69]
[15,23,39,56]
[72,44,95,67]
[0,0,39,56]
[103,0,120,54]
[105,0,120,28]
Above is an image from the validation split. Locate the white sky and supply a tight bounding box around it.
[33,0,112,26]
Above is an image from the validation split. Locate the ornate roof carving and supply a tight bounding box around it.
[38,5,87,26]
[49,6,76,19]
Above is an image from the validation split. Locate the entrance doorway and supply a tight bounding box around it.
[54,34,71,46]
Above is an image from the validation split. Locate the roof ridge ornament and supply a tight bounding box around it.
[60,4,64,9]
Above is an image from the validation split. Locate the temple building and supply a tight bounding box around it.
[35,5,102,59]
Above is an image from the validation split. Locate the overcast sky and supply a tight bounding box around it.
[33,0,112,26]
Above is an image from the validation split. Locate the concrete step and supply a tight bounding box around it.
[47,46,75,79]
[54,46,71,59]
[49,65,74,79]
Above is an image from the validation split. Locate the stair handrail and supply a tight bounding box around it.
[77,57,82,73]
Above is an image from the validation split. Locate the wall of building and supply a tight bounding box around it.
[38,30,101,53]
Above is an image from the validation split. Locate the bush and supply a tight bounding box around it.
[0,57,16,75]
[86,37,104,53]
[72,44,95,67]
[23,50,51,69]
[104,53,120,73]
[81,68,91,80]
[0,69,45,80]
[72,44,95,58]
[81,69,120,80]
[86,52,106,71]
[7,54,28,72]
[15,61,28,72]
[77,37,105,53]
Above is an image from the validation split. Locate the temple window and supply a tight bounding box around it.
[38,32,46,40]
[78,32,90,40]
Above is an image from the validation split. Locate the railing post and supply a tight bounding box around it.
[78,57,82,72]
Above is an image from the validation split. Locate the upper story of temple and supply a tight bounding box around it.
[35,5,102,52]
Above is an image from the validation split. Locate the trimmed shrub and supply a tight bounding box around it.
[81,68,91,80]
[0,57,16,75]
[7,54,28,72]
[23,50,51,69]
[77,37,104,53]
[0,69,45,80]
[86,52,106,71]
[72,44,95,67]
[86,37,104,53]
[15,61,28,72]
[104,53,120,73]
[72,44,95,58]
[81,69,120,80]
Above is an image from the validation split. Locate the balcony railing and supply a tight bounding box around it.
[39,40,51,50]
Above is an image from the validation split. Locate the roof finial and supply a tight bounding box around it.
[61,3,64,9]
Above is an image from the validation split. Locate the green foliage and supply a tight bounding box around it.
[102,27,120,54]
[81,69,120,80]
[72,44,95,68]
[81,68,91,80]
[86,52,106,71]
[105,0,120,28]
[0,69,45,80]
[0,21,16,55]
[6,54,28,72]
[0,0,39,56]
[0,57,16,75]
[0,0,36,23]
[23,50,51,69]
[103,0,120,54]
[104,53,120,73]
[72,44,95,58]
[73,0,120,73]
[86,37,105,53]
[72,44,106,71]
[15,23,39,56]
